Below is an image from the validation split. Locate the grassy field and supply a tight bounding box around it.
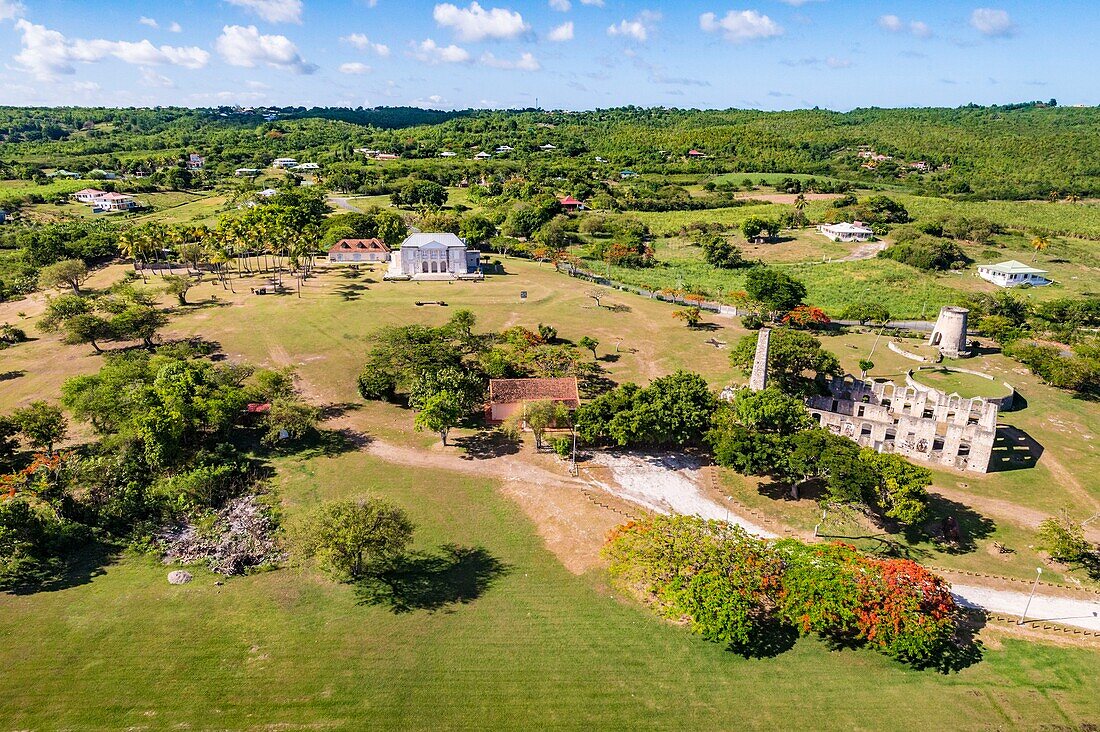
[2,450,1098,729]
[2,259,1100,728]
[912,367,1013,399]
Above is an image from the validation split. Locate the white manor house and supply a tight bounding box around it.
[385,233,483,280]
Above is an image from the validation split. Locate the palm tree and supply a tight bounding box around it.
[1031,234,1050,261]
[794,193,807,211]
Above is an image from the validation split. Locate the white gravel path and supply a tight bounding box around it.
[952,584,1100,632]
[586,451,1100,632]
[585,452,777,538]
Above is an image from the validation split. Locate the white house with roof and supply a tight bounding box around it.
[977,260,1051,288]
[292,162,320,171]
[94,192,138,212]
[818,221,875,242]
[385,233,481,281]
[474,151,492,160]
[73,188,108,203]
[235,168,261,176]
[187,153,205,170]
[272,158,298,168]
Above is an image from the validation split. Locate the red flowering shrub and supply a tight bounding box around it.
[606,520,964,668]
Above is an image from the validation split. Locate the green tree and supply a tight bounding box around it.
[460,215,497,246]
[11,402,67,455]
[1037,513,1092,563]
[699,234,745,269]
[523,399,570,449]
[414,391,464,446]
[729,328,840,394]
[579,336,599,359]
[733,387,812,435]
[287,498,415,581]
[162,274,192,306]
[38,259,89,296]
[744,266,806,319]
[263,399,320,445]
[672,306,703,328]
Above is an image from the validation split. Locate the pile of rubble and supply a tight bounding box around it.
[159,494,284,575]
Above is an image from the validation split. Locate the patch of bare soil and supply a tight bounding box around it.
[365,440,618,574]
[734,192,842,205]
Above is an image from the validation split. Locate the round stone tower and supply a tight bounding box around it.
[928,306,970,358]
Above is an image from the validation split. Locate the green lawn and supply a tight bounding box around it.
[912,367,1012,399]
[2,449,1098,729]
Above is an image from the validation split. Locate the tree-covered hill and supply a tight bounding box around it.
[0,102,1097,199]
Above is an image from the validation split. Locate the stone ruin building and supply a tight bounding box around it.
[748,328,997,473]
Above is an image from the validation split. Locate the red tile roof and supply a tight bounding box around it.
[558,196,582,206]
[489,378,580,406]
[328,238,390,254]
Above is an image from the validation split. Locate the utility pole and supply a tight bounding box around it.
[1018,567,1043,625]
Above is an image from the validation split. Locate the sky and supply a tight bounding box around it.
[0,0,1096,111]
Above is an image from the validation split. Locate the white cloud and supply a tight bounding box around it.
[607,11,659,42]
[479,51,540,70]
[699,10,782,42]
[0,0,25,21]
[909,20,931,38]
[970,8,1013,36]
[215,25,316,73]
[410,38,471,64]
[339,61,371,74]
[433,2,529,42]
[169,22,182,33]
[225,0,303,24]
[879,14,932,38]
[549,0,570,10]
[548,21,573,42]
[825,56,851,69]
[13,19,209,80]
[139,17,158,29]
[878,14,903,31]
[140,67,174,87]
[341,33,390,56]
[579,0,603,5]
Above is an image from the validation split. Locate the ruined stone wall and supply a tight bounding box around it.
[806,375,997,473]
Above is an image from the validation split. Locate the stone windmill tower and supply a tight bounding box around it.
[928,306,971,358]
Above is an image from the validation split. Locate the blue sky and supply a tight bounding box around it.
[0,0,1095,110]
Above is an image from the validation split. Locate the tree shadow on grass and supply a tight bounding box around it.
[907,494,997,555]
[454,430,520,460]
[729,619,799,659]
[9,542,117,596]
[0,370,26,382]
[265,428,373,459]
[354,545,511,613]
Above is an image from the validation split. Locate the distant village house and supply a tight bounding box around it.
[818,221,874,242]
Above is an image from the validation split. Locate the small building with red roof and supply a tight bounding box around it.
[486,377,580,424]
[687,149,707,158]
[558,195,585,212]
[327,238,391,263]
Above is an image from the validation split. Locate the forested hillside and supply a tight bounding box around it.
[0,103,1097,200]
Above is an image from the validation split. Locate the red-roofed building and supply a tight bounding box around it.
[486,378,580,424]
[558,195,585,212]
[687,149,707,158]
[328,238,391,263]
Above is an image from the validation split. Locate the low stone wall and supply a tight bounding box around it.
[888,341,935,363]
[906,367,1016,410]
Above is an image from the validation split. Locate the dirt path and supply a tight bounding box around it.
[839,240,887,261]
[362,440,619,574]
